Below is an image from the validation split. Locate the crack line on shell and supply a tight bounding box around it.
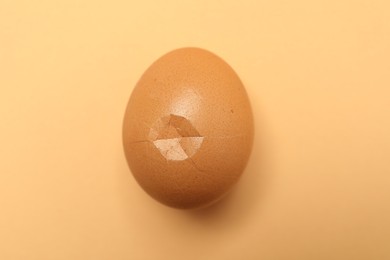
[129,134,246,144]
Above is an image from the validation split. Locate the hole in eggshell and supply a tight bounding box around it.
[148,114,204,161]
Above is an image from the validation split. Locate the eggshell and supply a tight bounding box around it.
[123,48,254,209]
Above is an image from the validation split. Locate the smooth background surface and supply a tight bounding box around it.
[1,1,389,259]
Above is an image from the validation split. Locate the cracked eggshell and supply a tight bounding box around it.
[123,47,254,209]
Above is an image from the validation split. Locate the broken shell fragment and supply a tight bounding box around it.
[149,114,204,161]
[122,48,254,209]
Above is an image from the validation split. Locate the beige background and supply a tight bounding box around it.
[1,1,390,259]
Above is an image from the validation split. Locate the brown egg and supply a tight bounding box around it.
[122,48,254,209]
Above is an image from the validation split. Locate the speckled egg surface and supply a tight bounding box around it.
[123,48,254,209]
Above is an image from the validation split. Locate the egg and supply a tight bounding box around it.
[122,48,254,209]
